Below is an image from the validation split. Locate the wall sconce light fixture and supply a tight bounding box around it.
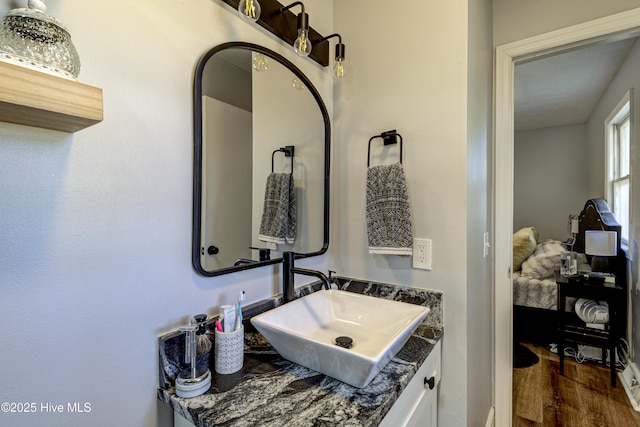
[279,2,311,57]
[221,0,329,67]
[314,33,345,79]
[238,0,261,22]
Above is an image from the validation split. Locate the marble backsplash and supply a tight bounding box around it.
[333,276,443,329]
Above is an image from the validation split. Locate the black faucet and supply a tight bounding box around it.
[282,252,332,303]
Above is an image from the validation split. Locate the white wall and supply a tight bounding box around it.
[333,0,493,425]
[0,1,333,426]
[467,0,494,423]
[493,0,640,46]
[514,124,588,240]
[202,97,253,269]
[587,39,640,362]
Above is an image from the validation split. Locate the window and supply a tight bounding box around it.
[605,91,632,243]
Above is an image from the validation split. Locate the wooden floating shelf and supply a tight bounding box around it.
[0,60,103,133]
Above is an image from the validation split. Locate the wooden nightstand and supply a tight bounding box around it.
[557,275,624,387]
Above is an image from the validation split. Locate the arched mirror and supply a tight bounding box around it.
[192,42,330,276]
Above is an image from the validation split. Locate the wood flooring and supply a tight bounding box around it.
[513,342,640,426]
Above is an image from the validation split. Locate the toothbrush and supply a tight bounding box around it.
[236,290,245,331]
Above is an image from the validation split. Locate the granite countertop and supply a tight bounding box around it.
[157,278,444,427]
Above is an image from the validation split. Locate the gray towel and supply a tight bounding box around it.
[259,173,296,244]
[366,163,413,255]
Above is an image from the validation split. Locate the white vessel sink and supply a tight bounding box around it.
[250,289,430,388]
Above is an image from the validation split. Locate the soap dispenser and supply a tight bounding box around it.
[175,318,211,398]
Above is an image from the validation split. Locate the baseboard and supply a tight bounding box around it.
[485,406,495,427]
[619,363,640,412]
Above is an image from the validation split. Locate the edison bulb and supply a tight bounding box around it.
[238,0,261,22]
[292,78,305,90]
[294,29,312,57]
[252,53,269,72]
[333,58,345,79]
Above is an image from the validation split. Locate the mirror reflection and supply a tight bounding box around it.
[192,43,329,276]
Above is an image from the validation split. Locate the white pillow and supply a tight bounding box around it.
[513,227,539,270]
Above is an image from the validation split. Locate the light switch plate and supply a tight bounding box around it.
[484,232,490,258]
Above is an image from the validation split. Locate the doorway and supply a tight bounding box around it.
[494,9,640,426]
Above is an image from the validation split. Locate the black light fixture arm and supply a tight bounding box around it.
[280,1,308,31]
[313,33,344,60]
[313,33,341,45]
[279,1,304,14]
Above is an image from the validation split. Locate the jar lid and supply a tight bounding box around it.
[5,0,69,32]
[0,0,80,79]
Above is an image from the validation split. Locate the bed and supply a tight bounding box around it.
[513,198,628,344]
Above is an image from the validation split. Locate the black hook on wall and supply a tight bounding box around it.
[272,145,295,173]
[367,130,403,167]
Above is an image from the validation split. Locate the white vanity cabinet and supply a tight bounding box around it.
[379,340,442,427]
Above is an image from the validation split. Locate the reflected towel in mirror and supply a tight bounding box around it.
[259,173,296,244]
[366,163,413,255]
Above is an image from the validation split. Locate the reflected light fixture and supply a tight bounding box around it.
[292,77,305,90]
[314,33,346,79]
[280,2,311,57]
[237,0,261,22]
[252,52,269,71]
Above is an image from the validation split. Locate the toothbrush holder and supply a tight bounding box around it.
[214,325,244,374]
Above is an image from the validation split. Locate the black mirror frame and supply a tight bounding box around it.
[192,42,330,277]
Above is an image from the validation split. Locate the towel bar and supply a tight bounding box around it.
[272,145,295,173]
[368,130,402,167]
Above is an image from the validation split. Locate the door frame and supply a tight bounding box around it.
[494,8,640,426]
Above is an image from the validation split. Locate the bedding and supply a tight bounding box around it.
[521,239,566,279]
[512,199,628,345]
[513,238,589,310]
[513,272,558,309]
[513,272,579,311]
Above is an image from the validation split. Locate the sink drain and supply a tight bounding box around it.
[335,336,353,349]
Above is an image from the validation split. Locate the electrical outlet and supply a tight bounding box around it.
[265,242,277,251]
[413,238,432,270]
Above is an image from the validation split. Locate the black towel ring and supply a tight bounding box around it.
[367,130,403,167]
[272,145,295,173]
